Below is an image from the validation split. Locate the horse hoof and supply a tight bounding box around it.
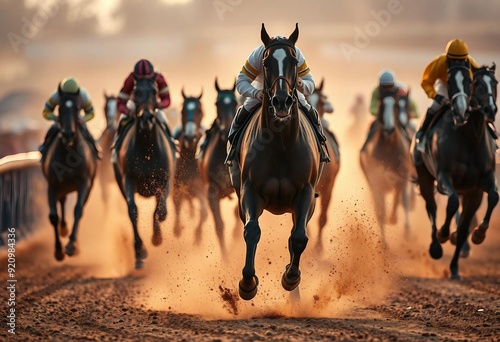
[471,228,486,245]
[429,242,443,260]
[450,273,462,281]
[460,249,470,259]
[282,266,301,292]
[55,249,65,261]
[238,276,259,301]
[152,233,163,246]
[450,231,458,245]
[65,242,79,257]
[60,224,69,237]
[437,230,449,244]
[135,259,145,269]
[138,247,148,260]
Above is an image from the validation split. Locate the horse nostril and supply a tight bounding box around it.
[285,95,293,109]
[272,96,280,109]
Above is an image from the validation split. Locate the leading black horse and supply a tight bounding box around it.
[229,24,322,300]
[41,92,98,260]
[412,59,498,279]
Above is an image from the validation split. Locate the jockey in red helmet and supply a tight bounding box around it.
[114,59,173,146]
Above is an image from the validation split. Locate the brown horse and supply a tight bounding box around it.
[198,78,238,256]
[98,92,118,204]
[172,89,208,242]
[229,24,322,300]
[360,88,413,245]
[41,91,98,260]
[306,79,340,251]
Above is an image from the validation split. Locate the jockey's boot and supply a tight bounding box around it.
[39,124,59,157]
[302,105,330,163]
[416,107,435,152]
[225,106,253,166]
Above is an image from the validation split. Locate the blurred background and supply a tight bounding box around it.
[1,0,499,156]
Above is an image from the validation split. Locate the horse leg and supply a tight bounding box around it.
[232,204,241,240]
[436,173,459,243]
[65,180,92,257]
[59,196,69,237]
[196,190,209,246]
[460,214,477,258]
[472,181,499,244]
[172,188,183,238]
[49,188,64,261]
[208,194,226,257]
[401,182,411,240]
[238,182,264,300]
[372,190,387,247]
[152,190,167,246]
[418,169,441,259]
[124,179,147,269]
[316,187,332,253]
[450,191,482,280]
[282,185,314,292]
[389,186,402,225]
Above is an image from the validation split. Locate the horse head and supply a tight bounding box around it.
[472,62,497,123]
[308,78,326,118]
[447,58,473,125]
[397,87,411,127]
[261,23,299,122]
[58,92,80,147]
[103,91,118,127]
[181,88,203,150]
[215,78,237,142]
[377,88,399,136]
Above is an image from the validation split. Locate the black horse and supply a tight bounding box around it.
[112,81,176,269]
[360,88,413,244]
[412,59,498,279]
[41,92,98,260]
[172,89,208,242]
[98,92,118,204]
[198,78,238,256]
[306,79,340,251]
[229,24,322,300]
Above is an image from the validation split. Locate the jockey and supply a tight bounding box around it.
[115,59,173,145]
[38,77,99,157]
[225,36,330,165]
[361,70,416,151]
[415,39,479,150]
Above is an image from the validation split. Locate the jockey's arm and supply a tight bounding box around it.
[78,88,95,122]
[421,56,442,99]
[236,71,260,99]
[298,69,314,96]
[156,73,171,109]
[117,73,135,115]
[369,87,379,116]
[42,91,59,121]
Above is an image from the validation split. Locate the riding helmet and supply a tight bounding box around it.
[133,59,155,78]
[379,70,395,86]
[60,77,80,94]
[446,39,469,59]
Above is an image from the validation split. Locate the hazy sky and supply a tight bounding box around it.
[1,0,499,132]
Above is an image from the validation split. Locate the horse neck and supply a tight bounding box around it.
[134,120,160,148]
[464,110,487,144]
[260,95,300,147]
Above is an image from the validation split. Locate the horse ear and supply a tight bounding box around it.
[318,78,324,91]
[407,87,411,97]
[232,78,236,92]
[198,88,203,100]
[215,78,221,92]
[261,23,271,46]
[181,87,187,100]
[103,90,108,99]
[491,62,496,73]
[288,23,299,45]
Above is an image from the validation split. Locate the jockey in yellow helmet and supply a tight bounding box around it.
[39,77,100,158]
[415,39,479,149]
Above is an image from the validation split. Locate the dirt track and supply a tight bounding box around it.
[1,184,500,341]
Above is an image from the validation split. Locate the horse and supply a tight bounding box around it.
[306,79,340,251]
[98,92,118,205]
[172,89,208,242]
[112,80,176,269]
[198,78,238,256]
[412,59,498,279]
[228,23,322,300]
[360,87,413,245]
[41,91,98,261]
